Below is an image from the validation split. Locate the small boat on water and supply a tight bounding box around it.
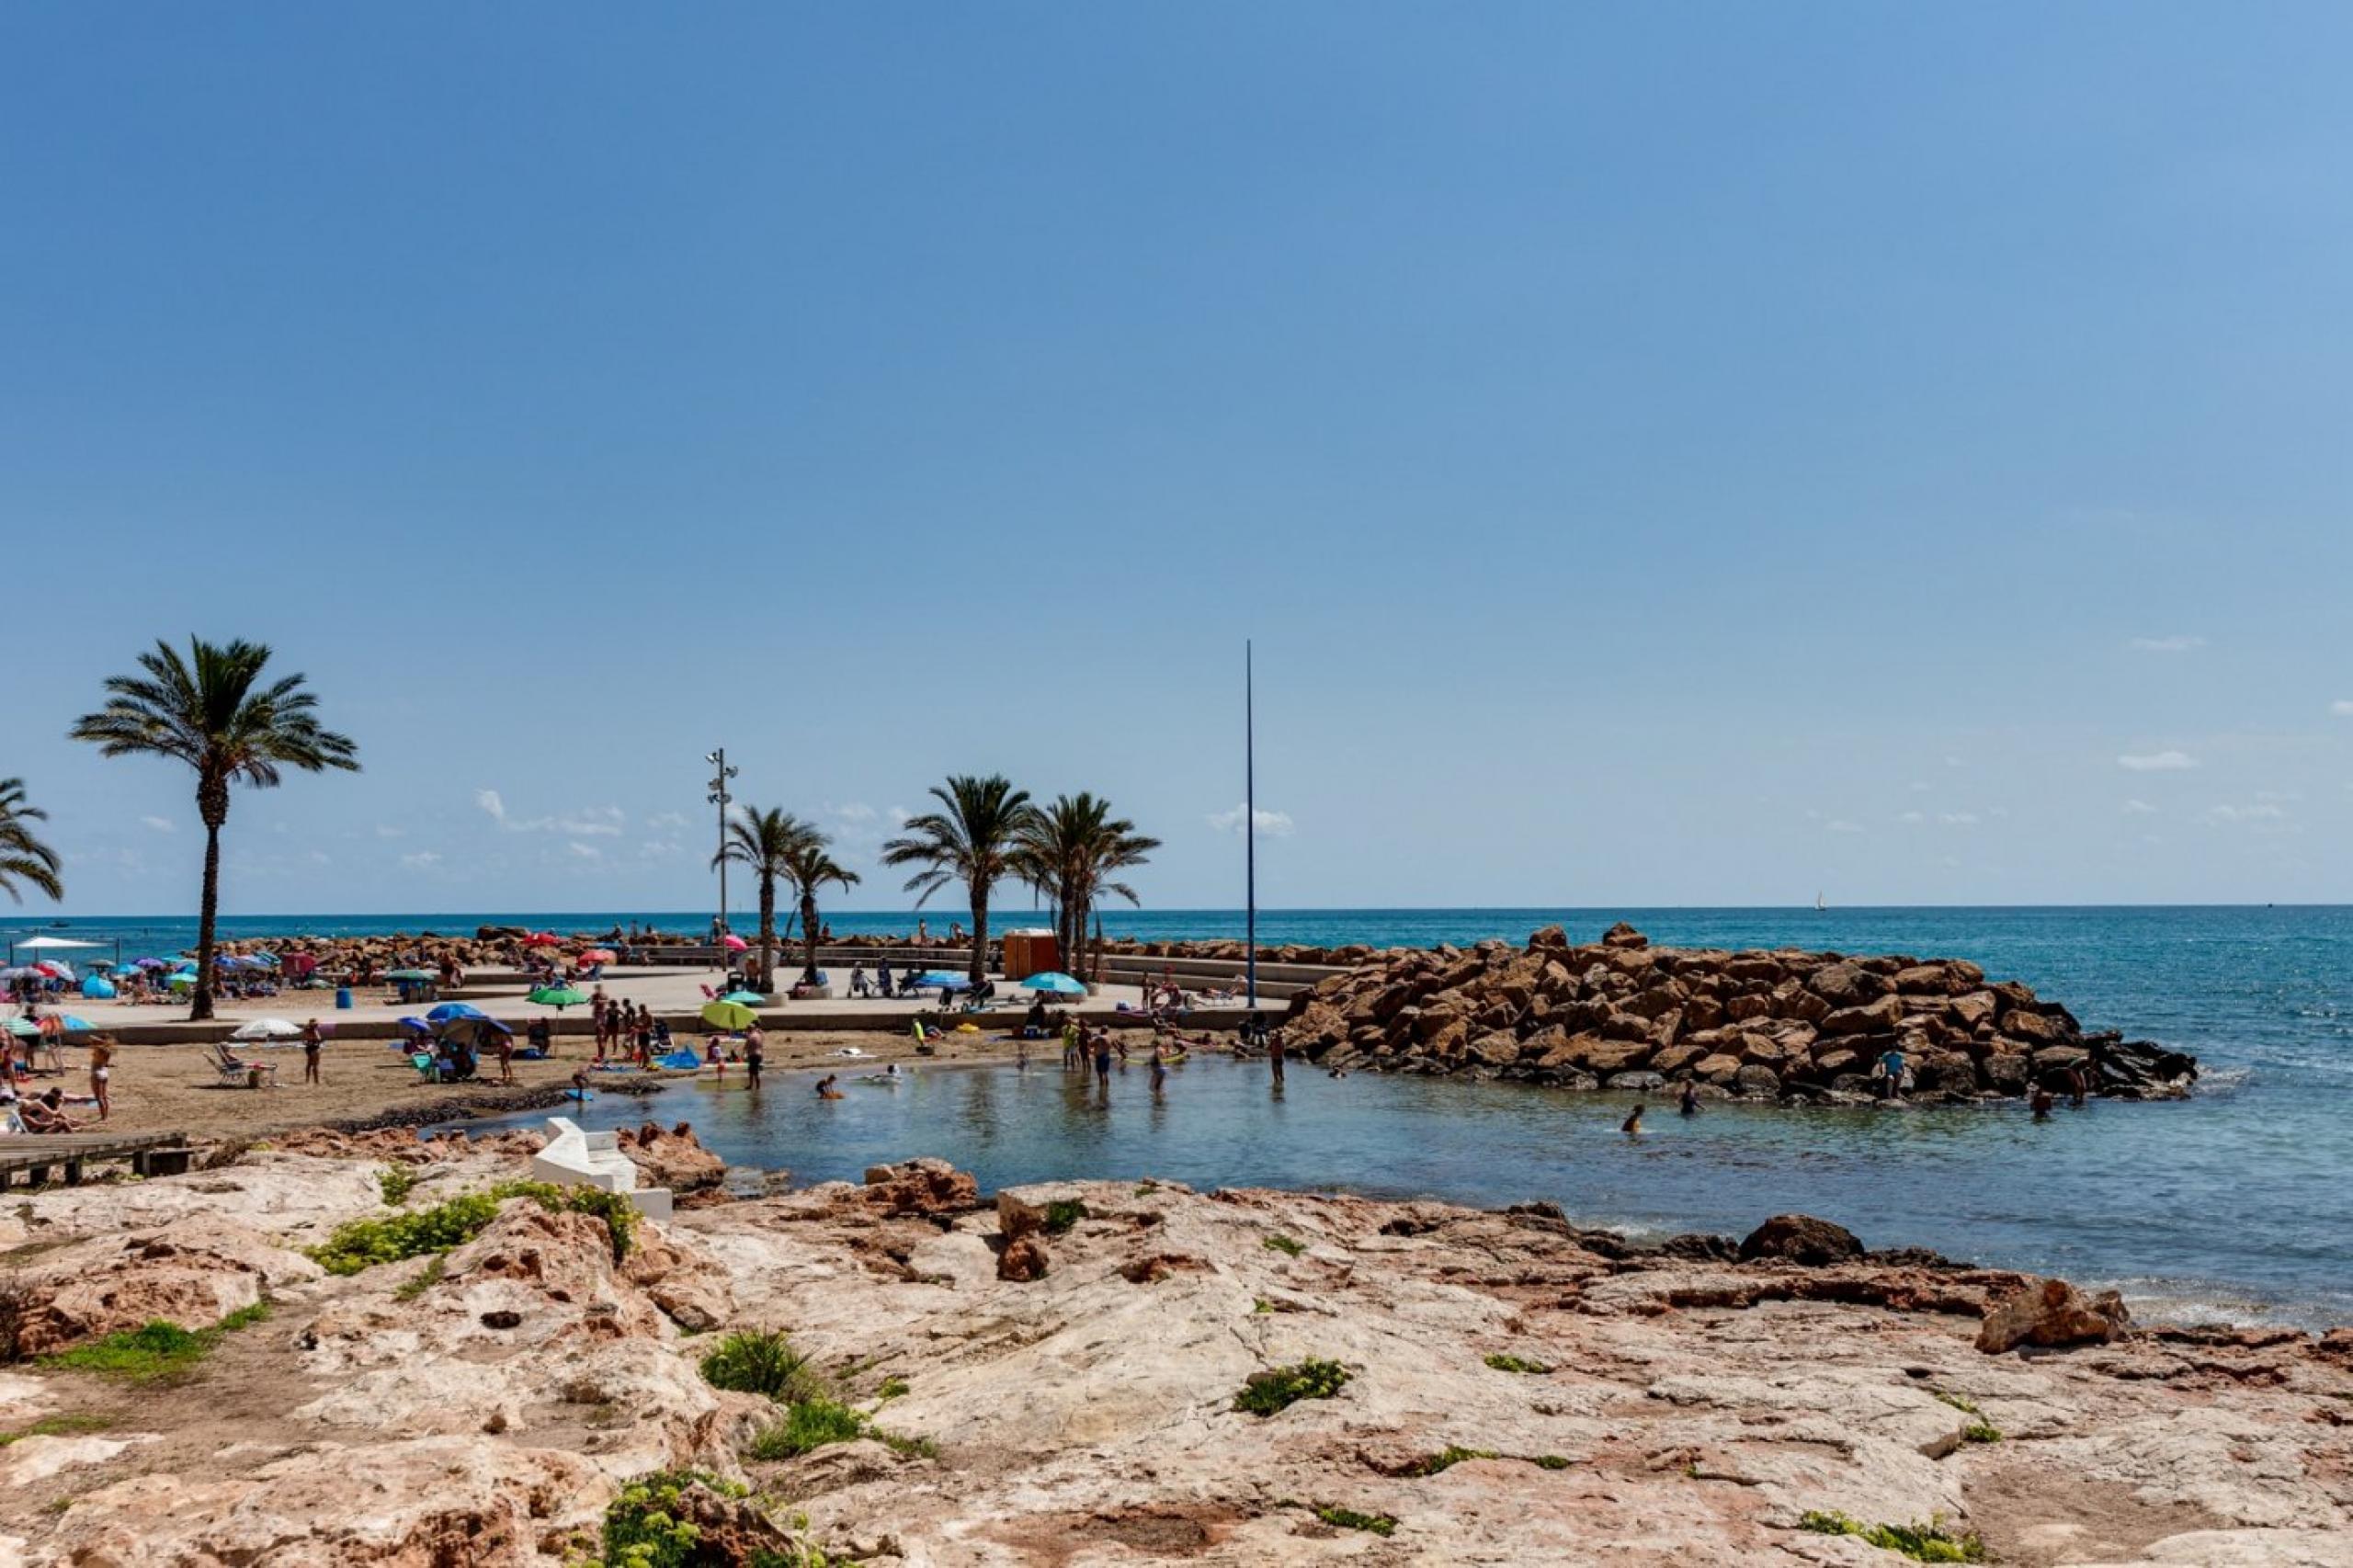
[1814,892,1826,913]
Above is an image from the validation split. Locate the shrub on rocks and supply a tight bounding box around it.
[306,1182,639,1276]
[1233,1358,1350,1416]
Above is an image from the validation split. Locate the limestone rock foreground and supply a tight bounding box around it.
[2,1145,2347,1566]
[1285,924,2200,1103]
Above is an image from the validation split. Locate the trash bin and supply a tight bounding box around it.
[335,986,353,1010]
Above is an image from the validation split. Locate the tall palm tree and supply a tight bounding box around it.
[881,774,1042,982]
[69,638,358,1020]
[713,805,814,994]
[0,778,64,905]
[782,831,860,983]
[1015,793,1159,981]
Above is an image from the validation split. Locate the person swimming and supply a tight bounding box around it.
[1621,1103,1645,1136]
[816,1074,843,1099]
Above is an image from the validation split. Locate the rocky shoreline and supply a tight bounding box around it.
[2,1124,2347,1565]
[1283,924,2198,1104]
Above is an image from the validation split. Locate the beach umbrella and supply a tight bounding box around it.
[529,985,589,1008]
[521,932,562,948]
[385,968,435,981]
[395,1016,432,1036]
[718,990,766,1006]
[3,1017,35,1038]
[721,934,748,951]
[53,1015,97,1034]
[80,976,117,1000]
[915,971,973,991]
[0,967,31,982]
[578,948,616,963]
[433,1014,511,1050]
[426,1002,490,1024]
[700,999,756,1031]
[167,972,197,990]
[232,1017,301,1042]
[13,937,103,952]
[1021,971,1086,995]
[133,958,167,970]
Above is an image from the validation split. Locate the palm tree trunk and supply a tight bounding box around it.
[969,884,990,983]
[192,817,222,1022]
[801,892,820,982]
[757,876,777,994]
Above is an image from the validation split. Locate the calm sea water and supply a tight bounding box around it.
[19,906,2351,1325]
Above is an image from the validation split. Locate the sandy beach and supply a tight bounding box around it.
[18,1025,1035,1142]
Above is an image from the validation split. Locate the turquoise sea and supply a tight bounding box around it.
[16,906,2350,1326]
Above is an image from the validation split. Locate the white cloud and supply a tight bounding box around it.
[832,802,878,823]
[646,811,688,830]
[1938,812,1980,826]
[1824,819,1866,835]
[400,850,442,869]
[1909,780,1932,793]
[139,815,175,834]
[477,790,621,835]
[2206,802,2287,824]
[1208,803,1295,837]
[888,805,912,824]
[2122,799,2159,814]
[2128,634,2206,653]
[1896,810,1925,824]
[2119,750,2198,771]
[2332,699,2353,717]
[567,841,603,860]
[373,824,404,839]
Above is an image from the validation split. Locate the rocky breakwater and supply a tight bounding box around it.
[3,1141,2349,1565]
[1286,922,2198,1103]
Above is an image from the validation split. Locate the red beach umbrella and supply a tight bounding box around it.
[521,932,561,948]
[579,948,617,963]
[721,934,748,951]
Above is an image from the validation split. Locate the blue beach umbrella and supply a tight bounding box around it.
[426,1002,489,1024]
[718,990,767,1006]
[915,971,972,991]
[56,1015,97,1034]
[80,976,117,999]
[1021,971,1086,995]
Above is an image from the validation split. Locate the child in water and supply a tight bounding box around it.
[1621,1103,1645,1136]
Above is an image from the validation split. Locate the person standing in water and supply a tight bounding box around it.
[1678,1081,1700,1118]
[1093,1028,1113,1085]
[744,1026,764,1087]
[1621,1103,1645,1137]
[1267,1028,1286,1085]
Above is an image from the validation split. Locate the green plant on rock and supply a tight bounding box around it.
[305,1180,636,1276]
[700,1331,818,1402]
[1313,1504,1396,1536]
[378,1165,421,1206]
[1483,1352,1551,1374]
[1961,1421,2002,1444]
[1931,1390,1980,1415]
[1532,1454,1571,1470]
[1042,1199,1088,1235]
[747,1396,869,1460]
[1233,1358,1350,1417]
[44,1301,269,1384]
[0,1414,108,1446]
[1263,1233,1304,1257]
[1800,1509,1984,1563]
[393,1256,446,1302]
[1412,1445,1499,1476]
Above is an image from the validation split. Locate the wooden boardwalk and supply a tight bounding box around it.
[0,1131,192,1187]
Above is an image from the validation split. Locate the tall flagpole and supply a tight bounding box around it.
[1245,640,1256,1008]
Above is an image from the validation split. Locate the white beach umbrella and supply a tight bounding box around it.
[13,937,106,951]
[231,1017,302,1042]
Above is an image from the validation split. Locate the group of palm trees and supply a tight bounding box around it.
[722,774,1159,994]
[0,636,1161,1020]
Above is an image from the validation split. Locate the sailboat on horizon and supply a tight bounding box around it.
[1815,891,1826,913]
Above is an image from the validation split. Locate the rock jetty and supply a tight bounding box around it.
[1283,923,2197,1103]
[4,1134,2349,1564]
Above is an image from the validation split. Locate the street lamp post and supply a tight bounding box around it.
[705,747,738,962]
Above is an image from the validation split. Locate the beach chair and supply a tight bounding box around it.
[208,1044,277,1088]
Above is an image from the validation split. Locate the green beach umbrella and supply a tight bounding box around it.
[529,985,589,1008]
[3,1017,35,1038]
[385,968,435,981]
[718,990,766,1006]
[700,999,756,1031]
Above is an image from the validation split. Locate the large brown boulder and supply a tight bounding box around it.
[1976,1278,2131,1353]
[1737,1214,1863,1267]
[1600,922,1648,949]
[862,1157,981,1217]
[619,1122,726,1192]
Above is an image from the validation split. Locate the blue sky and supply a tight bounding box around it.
[6,3,2352,915]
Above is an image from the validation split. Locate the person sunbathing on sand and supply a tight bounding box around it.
[21,1088,76,1133]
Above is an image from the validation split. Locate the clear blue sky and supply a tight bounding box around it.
[6,4,2351,915]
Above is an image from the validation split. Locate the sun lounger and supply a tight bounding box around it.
[207,1044,277,1088]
